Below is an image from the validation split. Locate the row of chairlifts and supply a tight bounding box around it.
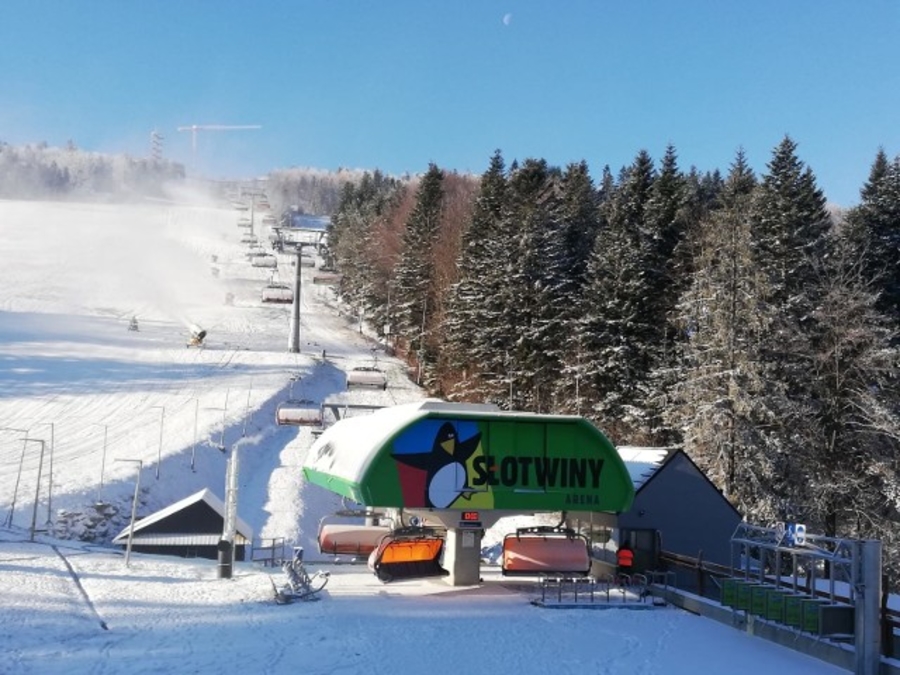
[315,507,593,584]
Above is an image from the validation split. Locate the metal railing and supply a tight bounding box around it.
[657,549,899,658]
[252,537,288,567]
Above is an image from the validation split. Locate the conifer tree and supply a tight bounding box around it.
[392,164,444,383]
[800,236,900,541]
[669,150,776,517]
[748,137,833,519]
[845,149,900,326]
[577,150,656,440]
[494,159,560,409]
[443,151,507,400]
[553,161,602,413]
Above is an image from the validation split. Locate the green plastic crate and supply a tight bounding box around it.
[765,588,792,623]
[751,585,770,617]
[736,582,766,611]
[721,578,739,607]
[802,598,828,633]
[784,594,808,628]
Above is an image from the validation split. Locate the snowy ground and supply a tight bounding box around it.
[0,195,842,674]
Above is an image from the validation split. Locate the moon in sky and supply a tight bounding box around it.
[502,13,512,26]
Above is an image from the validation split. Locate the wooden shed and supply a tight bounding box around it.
[112,488,254,561]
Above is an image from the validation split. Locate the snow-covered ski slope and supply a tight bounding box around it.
[0,193,423,549]
[0,194,842,675]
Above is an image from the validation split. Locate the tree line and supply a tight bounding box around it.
[327,139,900,587]
[0,141,184,198]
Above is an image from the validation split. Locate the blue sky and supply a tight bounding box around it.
[1,1,897,206]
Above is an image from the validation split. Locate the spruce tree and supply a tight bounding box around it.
[669,150,777,517]
[392,164,444,383]
[577,150,656,440]
[748,136,833,520]
[845,149,900,326]
[443,151,507,400]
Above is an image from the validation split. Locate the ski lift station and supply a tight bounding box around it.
[303,400,636,586]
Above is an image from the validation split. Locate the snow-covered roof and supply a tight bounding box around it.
[305,399,500,482]
[616,446,675,491]
[112,488,254,544]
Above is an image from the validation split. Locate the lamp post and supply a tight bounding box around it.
[1,428,28,528]
[30,422,54,526]
[242,381,253,437]
[27,439,46,541]
[204,392,228,451]
[95,424,109,503]
[150,406,165,480]
[191,398,199,471]
[115,459,143,567]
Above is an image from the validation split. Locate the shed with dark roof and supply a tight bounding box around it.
[569,447,741,576]
[112,488,254,561]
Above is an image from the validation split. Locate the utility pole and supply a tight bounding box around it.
[1,428,28,528]
[97,424,109,503]
[45,423,54,525]
[150,406,165,480]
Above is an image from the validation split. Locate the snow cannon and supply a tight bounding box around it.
[186,325,207,348]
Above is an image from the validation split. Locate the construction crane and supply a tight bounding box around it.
[176,124,262,154]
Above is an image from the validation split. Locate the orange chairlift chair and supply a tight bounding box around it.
[367,525,449,583]
[501,525,592,577]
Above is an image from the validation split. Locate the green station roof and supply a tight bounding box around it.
[302,400,634,514]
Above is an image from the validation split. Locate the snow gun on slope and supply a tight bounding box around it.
[186,324,207,348]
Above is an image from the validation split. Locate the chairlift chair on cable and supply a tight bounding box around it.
[250,253,278,269]
[316,510,392,558]
[275,376,321,426]
[367,524,449,583]
[261,282,293,304]
[275,399,322,426]
[500,526,592,577]
[346,366,387,390]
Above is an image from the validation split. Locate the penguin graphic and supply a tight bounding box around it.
[392,422,481,508]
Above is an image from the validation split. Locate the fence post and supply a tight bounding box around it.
[696,550,705,597]
[882,574,893,659]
